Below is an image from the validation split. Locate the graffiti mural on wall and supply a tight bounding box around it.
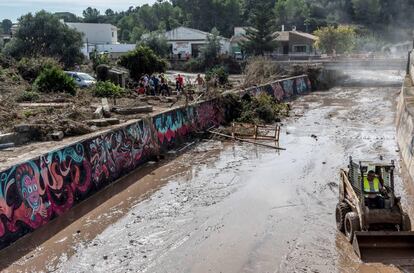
[0,75,311,248]
[88,119,158,185]
[154,107,197,147]
[0,143,91,241]
[0,119,158,247]
[295,77,308,94]
[282,79,295,98]
[271,82,285,101]
[196,100,223,129]
[244,76,311,101]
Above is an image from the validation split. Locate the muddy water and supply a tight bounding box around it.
[2,85,408,273]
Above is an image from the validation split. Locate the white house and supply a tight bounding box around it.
[64,22,137,59]
[66,22,118,45]
[157,27,231,59]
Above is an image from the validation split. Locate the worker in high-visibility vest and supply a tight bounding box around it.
[364,170,385,209]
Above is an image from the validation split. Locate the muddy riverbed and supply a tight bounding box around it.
[1,82,410,273]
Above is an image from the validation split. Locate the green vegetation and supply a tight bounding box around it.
[180,28,241,73]
[16,91,40,102]
[91,52,110,71]
[95,64,111,82]
[206,66,229,86]
[314,25,357,54]
[93,81,124,98]
[38,0,414,43]
[17,57,61,82]
[1,0,410,65]
[4,10,83,68]
[241,0,278,56]
[239,93,289,123]
[33,67,77,95]
[119,45,167,81]
[1,19,12,34]
[222,92,289,124]
[200,28,222,68]
[137,32,170,57]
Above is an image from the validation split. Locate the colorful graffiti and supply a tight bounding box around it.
[0,104,217,248]
[196,100,223,130]
[0,75,310,248]
[243,76,311,101]
[154,107,196,147]
[271,82,285,101]
[0,144,91,241]
[295,77,308,94]
[88,119,157,185]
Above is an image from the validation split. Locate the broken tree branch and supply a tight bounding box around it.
[207,130,286,151]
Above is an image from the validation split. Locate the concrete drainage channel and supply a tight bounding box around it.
[0,75,312,249]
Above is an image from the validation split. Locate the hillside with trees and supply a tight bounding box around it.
[2,0,411,44]
[78,0,413,43]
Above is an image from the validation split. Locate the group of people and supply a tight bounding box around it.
[136,74,170,96]
[135,73,206,97]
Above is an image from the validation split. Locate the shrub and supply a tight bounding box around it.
[0,53,13,68]
[93,81,124,98]
[91,52,110,71]
[218,55,242,74]
[205,66,229,85]
[138,32,170,57]
[238,93,289,124]
[96,64,110,81]
[16,91,40,102]
[17,57,61,82]
[33,67,77,95]
[119,45,167,81]
[183,59,204,72]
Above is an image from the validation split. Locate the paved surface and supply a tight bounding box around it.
[2,78,410,273]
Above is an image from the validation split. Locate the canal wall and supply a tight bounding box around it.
[0,75,311,248]
[397,75,414,181]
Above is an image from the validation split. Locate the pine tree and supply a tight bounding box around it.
[241,0,278,56]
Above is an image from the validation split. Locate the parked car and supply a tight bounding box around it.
[65,72,96,88]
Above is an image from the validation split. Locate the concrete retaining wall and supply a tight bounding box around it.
[409,51,414,85]
[397,76,414,180]
[239,75,312,100]
[0,75,311,248]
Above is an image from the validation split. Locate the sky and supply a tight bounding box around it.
[0,0,158,21]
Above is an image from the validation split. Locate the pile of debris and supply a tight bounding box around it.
[243,57,287,87]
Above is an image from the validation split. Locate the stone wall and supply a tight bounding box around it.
[0,75,311,248]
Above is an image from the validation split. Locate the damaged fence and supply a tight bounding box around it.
[0,75,311,248]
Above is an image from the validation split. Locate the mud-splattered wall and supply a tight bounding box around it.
[240,75,312,101]
[0,75,310,248]
[0,100,223,248]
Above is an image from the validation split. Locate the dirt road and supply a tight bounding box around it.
[2,79,410,272]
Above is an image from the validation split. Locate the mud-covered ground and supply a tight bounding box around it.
[2,77,410,273]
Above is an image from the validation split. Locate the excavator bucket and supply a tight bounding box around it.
[353,231,414,268]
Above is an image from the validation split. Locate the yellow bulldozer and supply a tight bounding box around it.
[336,157,414,270]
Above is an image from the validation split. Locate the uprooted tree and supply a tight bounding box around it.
[3,10,84,68]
